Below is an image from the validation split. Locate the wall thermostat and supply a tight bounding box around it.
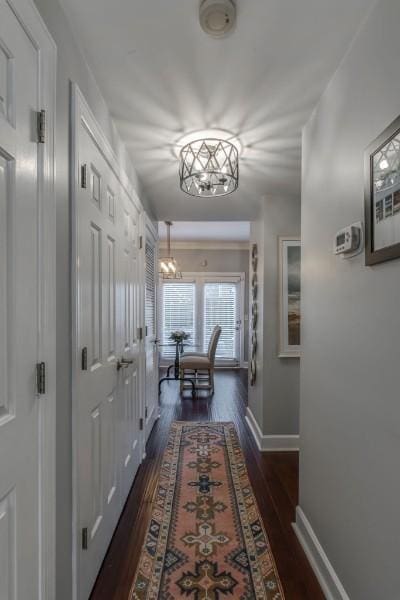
[334,222,363,258]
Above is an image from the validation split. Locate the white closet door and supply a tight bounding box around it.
[73,87,143,599]
[0,1,55,598]
[119,189,142,504]
[144,219,159,439]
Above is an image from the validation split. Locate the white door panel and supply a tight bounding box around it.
[0,1,55,598]
[2,7,39,600]
[144,223,159,439]
[73,88,144,599]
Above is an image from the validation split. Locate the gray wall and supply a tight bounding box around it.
[33,1,151,597]
[263,196,300,435]
[248,196,301,437]
[169,247,249,362]
[300,0,400,597]
[248,220,265,427]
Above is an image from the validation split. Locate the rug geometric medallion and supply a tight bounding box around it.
[129,422,285,599]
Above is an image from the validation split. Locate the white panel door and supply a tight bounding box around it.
[0,1,55,598]
[119,189,142,504]
[144,220,159,440]
[73,90,143,598]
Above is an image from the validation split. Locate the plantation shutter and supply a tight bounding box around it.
[203,282,238,362]
[161,282,196,358]
[145,241,156,337]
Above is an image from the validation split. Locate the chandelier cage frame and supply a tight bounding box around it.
[179,137,239,197]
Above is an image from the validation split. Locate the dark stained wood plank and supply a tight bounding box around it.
[90,370,324,600]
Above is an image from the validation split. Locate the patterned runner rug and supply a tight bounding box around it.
[130,422,284,599]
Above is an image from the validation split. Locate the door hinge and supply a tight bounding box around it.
[36,362,46,395]
[139,417,144,431]
[81,163,87,189]
[81,347,88,371]
[139,235,143,249]
[37,109,46,143]
[137,327,143,341]
[82,527,88,550]
[145,406,148,419]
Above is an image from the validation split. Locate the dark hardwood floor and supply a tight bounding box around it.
[90,370,324,600]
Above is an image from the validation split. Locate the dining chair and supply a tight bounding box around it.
[179,325,221,395]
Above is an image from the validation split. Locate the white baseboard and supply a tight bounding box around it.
[293,507,350,600]
[245,407,264,450]
[245,407,300,451]
[261,435,300,451]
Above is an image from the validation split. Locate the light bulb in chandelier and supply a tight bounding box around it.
[168,261,176,273]
[160,261,169,273]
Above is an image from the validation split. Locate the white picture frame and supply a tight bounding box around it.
[278,236,301,357]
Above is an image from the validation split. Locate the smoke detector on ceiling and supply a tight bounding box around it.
[199,0,236,38]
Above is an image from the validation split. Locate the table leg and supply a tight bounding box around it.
[174,342,180,379]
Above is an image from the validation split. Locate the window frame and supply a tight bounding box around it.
[159,278,197,359]
[158,272,245,367]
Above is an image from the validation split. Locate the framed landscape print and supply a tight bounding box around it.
[278,237,301,357]
[365,114,400,265]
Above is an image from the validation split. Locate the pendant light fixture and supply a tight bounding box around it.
[159,221,182,279]
[179,137,239,197]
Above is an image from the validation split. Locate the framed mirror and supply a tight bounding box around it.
[365,114,400,265]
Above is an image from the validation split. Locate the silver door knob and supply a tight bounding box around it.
[117,358,134,371]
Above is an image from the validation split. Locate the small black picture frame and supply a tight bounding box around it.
[365,114,400,266]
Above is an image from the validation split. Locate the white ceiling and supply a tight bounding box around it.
[159,221,250,242]
[60,0,373,220]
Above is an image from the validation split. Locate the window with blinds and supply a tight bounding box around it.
[145,242,156,337]
[203,283,238,361]
[161,282,196,358]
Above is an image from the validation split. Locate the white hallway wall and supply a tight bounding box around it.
[300,0,400,597]
[33,1,153,597]
[247,195,300,449]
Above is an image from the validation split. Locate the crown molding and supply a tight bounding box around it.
[159,240,250,251]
